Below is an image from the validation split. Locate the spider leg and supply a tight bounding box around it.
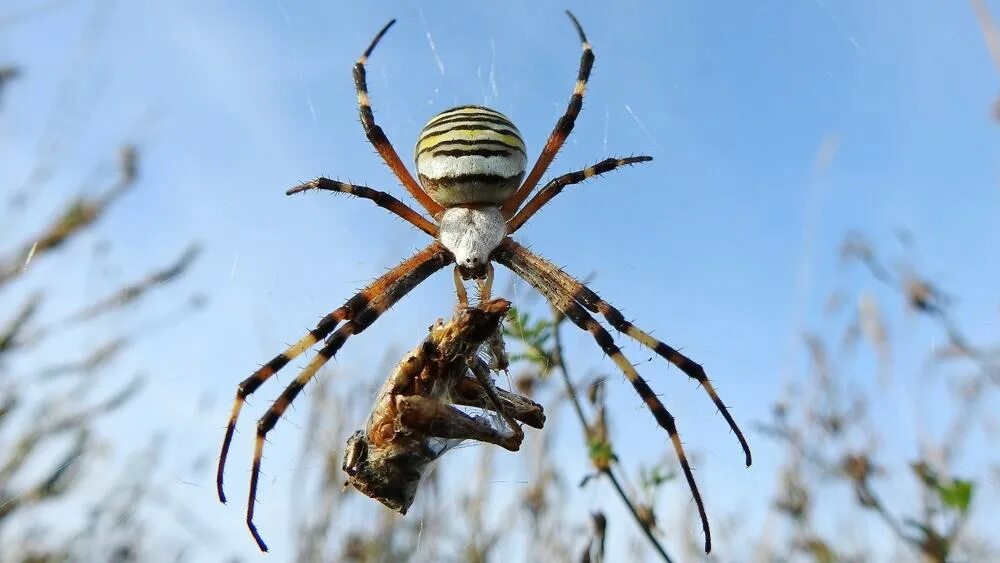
[355,20,445,217]
[244,247,452,551]
[216,243,450,504]
[287,178,438,237]
[501,11,594,218]
[495,245,712,553]
[507,156,653,233]
[501,239,752,467]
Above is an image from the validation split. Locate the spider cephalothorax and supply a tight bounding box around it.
[217,11,751,554]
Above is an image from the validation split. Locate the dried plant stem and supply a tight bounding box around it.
[550,309,675,563]
[0,146,138,289]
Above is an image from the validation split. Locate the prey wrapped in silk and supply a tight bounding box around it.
[342,299,544,513]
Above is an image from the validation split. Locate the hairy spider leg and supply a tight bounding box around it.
[495,243,713,553]
[216,243,449,503]
[287,178,438,237]
[355,20,445,216]
[507,156,653,233]
[502,240,752,467]
[501,11,594,218]
[245,247,452,551]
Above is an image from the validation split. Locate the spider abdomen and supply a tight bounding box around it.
[415,105,526,206]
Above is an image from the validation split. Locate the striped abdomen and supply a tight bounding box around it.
[415,105,526,206]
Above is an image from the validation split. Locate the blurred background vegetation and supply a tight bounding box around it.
[2,1,999,561]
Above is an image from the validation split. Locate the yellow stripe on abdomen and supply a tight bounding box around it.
[415,105,527,206]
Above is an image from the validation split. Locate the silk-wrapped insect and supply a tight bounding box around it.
[342,298,544,513]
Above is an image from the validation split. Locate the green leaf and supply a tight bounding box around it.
[587,438,616,469]
[503,306,556,370]
[935,479,974,514]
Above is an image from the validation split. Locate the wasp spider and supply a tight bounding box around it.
[216,11,751,553]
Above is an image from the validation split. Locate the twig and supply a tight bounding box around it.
[68,244,200,324]
[0,293,41,358]
[549,306,676,563]
[845,234,999,385]
[0,146,139,289]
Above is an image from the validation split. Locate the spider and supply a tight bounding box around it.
[215,11,751,553]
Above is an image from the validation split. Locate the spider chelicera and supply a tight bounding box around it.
[216,11,751,553]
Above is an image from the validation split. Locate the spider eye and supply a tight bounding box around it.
[415,105,526,206]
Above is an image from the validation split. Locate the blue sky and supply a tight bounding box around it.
[2,0,998,560]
